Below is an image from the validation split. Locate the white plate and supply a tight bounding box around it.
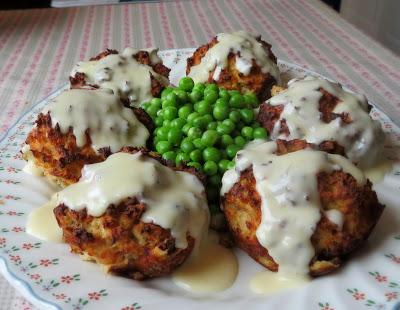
[1,49,400,310]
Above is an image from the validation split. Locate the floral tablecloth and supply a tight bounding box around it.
[0,0,399,309]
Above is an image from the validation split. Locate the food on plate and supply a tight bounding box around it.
[221,139,384,276]
[257,77,385,168]
[22,88,152,187]
[186,31,279,101]
[70,48,170,107]
[141,76,268,216]
[53,147,209,280]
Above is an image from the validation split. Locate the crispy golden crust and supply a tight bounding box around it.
[221,140,384,276]
[24,95,154,187]
[70,49,170,99]
[257,87,370,156]
[186,37,277,101]
[54,148,203,280]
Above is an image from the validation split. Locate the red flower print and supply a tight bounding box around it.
[121,307,135,310]
[375,274,387,282]
[30,274,41,280]
[0,237,6,245]
[10,255,21,263]
[54,293,67,300]
[12,227,24,233]
[7,211,17,216]
[385,292,398,301]
[40,259,51,267]
[321,306,334,310]
[22,243,33,250]
[61,276,73,284]
[353,292,365,300]
[88,292,101,300]
[7,167,17,173]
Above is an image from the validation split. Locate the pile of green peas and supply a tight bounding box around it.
[142,77,268,206]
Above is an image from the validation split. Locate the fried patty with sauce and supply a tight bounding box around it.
[23,99,153,187]
[221,139,384,276]
[186,37,278,101]
[54,147,205,280]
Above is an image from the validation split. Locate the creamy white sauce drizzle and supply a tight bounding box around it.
[221,140,366,276]
[71,47,169,106]
[43,89,149,152]
[188,31,279,83]
[172,231,238,293]
[324,209,344,230]
[363,157,393,184]
[250,270,309,295]
[51,152,209,250]
[268,77,384,168]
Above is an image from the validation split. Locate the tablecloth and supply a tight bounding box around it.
[0,0,399,308]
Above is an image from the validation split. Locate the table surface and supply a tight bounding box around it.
[1,0,400,308]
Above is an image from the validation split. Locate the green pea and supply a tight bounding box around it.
[253,127,268,139]
[202,114,213,124]
[163,106,178,120]
[176,152,190,165]
[179,77,195,92]
[193,83,206,93]
[188,127,202,139]
[165,91,178,103]
[156,141,172,154]
[187,161,203,172]
[142,102,151,110]
[167,127,183,145]
[155,116,164,127]
[193,138,205,150]
[218,159,230,173]
[203,147,221,162]
[240,108,254,124]
[220,134,234,147]
[226,144,241,158]
[244,93,259,108]
[146,105,159,118]
[204,161,218,176]
[162,151,176,162]
[229,110,241,122]
[227,160,236,170]
[228,90,240,96]
[207,121,218,130]
[234,136,246,147]
[187,112,200,124]
[181,139,195,153]
[213,104,230,121]
[219,89,230,101]
[209,174,221,187]
[182,123,191,135]
[157,109,164,118]
[150,98,162,109]
[241,126,254,140]
[189,90,203,103]
[156,127,169,140]
[229,94,245,108]
[252,122,261,128]
[216,123,232,135]
[215,98,229,107]
[197,100,212,115]
[173,89,188,104]
[193,116,208,129]
[204,90,218,104]
[222,119,235,131]
[162,119,171,127]
[205,83,219,93]
[201,130,219,147]
[170,118,186,129]
[189,149,202,162]
[161,87,173,99]
[178,105,193,119]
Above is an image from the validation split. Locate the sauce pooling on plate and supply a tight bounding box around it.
[42,89,149,153]
[221,140,366,276]
[188,31,279,83]
[71,48,169,107]
[267,77,384,168]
